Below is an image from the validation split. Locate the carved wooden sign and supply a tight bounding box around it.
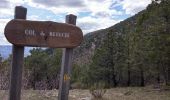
[5,19,83,48]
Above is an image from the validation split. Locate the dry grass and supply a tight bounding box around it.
[0,86,170,100]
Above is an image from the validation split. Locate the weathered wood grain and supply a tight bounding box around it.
[5,19,83,48]
[9,6,26,100]
[58,14,77,100]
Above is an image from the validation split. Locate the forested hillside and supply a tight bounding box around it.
[0,0,169,89]
[73,0,170,87]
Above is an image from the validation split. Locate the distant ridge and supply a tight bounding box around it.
[0,45,32,59]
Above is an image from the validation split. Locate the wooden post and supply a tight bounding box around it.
[58,14,77,100]
[9,6,27,100]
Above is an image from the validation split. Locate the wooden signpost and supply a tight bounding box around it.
[5,19,83,48]
[58,14,77,100]
[4,6,83,100]
[8,6,26,100]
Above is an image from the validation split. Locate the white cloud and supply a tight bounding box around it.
[25,0,151,34]
[26,0,88,15]
[120,0,152,15]
[0,19,11,45]
[25,0,123,34]
[0,0,152,45]
[0,0,25,45]
[0,37,10,45]
[0,0,25,18]
[0,0,10,8]
[26,0,122,16]
[28,15,40,20]
[77,16,121,33]
[32,0,86,7]
[85,0,122,16]
[0,9,13,17]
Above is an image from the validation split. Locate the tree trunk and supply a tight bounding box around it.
[127,65,131,86]
[157,73,160,84]
[112,73,117,87]
[167,66,170,85]
[140,68,145,86]
[32,68,36,90]
[157,62,160,84]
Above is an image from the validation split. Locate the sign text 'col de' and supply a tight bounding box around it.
[5,19,83,48]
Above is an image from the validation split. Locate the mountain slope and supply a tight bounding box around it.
[73,0,170,66]
[73,11,140,65]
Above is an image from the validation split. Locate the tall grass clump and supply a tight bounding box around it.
[89,82,106,99]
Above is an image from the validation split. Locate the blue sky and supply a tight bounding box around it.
[0,0,151,45]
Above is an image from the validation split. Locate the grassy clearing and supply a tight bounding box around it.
[0,86,170,100]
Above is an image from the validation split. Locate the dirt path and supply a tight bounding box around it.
[0,87,170,100]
